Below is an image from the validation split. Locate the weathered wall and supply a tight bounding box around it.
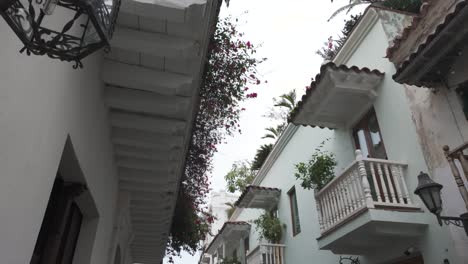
[0,19,120,264]
[234,126,343,264]
[341,14,462,264]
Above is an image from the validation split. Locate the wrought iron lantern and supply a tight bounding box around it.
[414,171,468,236]
[0,0,120,68]
[414,171,443,216]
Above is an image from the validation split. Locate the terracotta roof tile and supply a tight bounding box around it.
[393,1,467,83]
[205,221,250,252]
[288,62,384,126]
[234,185,281,207]
[387,0,468,84]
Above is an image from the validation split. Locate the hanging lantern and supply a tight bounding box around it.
[0,0,120,68]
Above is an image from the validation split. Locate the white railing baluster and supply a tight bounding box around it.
[369,162,382,202]
[376,163,389,203]
[336,181,346,218]
[327,190,335,226]
[356,150,374,209]
[323,193,331,229]
[398,165,412,204]
[330,188,339,222]
[346,175,354,212]
[316,195,323,231]
[353,169,364,207]
[342,178,351,215]
[390,164,403,204]
[384,164,397,203]
[313,152,412,235]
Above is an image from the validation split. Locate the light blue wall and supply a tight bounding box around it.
[235,126,351,264]
[333,14,459,264]
[231,9,462,264]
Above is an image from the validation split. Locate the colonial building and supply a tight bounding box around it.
[0,0,220,263]
[200,191,240,264]
[203,5,468,264]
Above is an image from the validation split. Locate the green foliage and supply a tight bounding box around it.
[252,144,273,171]
[328,0,422,21]
[166,191,211,261]
[294,140,337,190]
[264,90,298,123]
[274,90,297,110]
[225,202,236,219]
[382,0,422,13]
[225,161,256,193]
[221,258,241,264]
[253,211,283,244]
[317,14,361,61]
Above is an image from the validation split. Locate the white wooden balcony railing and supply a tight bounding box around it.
[315,150,414,233]
[246,244,285,264]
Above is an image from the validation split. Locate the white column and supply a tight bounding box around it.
[239,237,246,264]
[356,150,374,209]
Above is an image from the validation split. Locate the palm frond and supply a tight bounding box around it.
[328,1,373,21]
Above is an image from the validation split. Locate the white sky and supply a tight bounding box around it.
[164,0,365,263]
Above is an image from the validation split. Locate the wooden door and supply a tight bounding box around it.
[396,255,424,264]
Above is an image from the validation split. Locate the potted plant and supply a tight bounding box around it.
[253,211,283,244]
[294,140,337,191]
[221,258,241,264]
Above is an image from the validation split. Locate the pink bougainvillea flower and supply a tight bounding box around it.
[246,41,251,48]
[256,80,261,85]
[246,92,258,98]
[244,87,249,91]
[241,108,246,111]
[328,36,333,49]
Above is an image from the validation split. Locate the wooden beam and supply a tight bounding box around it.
[116,156,177,174]
[115,144,182,161]
[102,60,193,96]
[118,167,172,184]
[111,27,199,58]
[112,127,184,149]
[109,111,186,135]
[119,0,186,23]
[105,86,191,120]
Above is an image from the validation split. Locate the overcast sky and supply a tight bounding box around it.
[164,0,365,263]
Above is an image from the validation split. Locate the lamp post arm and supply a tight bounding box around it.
[438,213,468,236]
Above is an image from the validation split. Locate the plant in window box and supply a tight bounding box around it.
[253,211,283,244]
[294,140,337,191]
[221,258,241,264]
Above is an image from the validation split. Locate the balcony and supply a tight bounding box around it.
[315,150,426,254]
[246,244,285,264]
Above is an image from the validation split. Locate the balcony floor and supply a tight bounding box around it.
[317,208,427,255]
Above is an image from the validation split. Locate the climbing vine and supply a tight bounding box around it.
[166,13,265,261]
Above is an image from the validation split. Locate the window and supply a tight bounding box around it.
[456,85,468,120]
[352,108,387,159]
[269,206,278,218]
[244,236,249,253]
[30,176,84,264]
[288,187,301,236]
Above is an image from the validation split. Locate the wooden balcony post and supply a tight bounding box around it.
[356,150,374,209]
[443,145,468,211]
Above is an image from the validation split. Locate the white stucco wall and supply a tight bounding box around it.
[233,126,341,264]
[227,9,466,264]
[0,20,119,264]
[205,191,239,246]
[340,13,461,264]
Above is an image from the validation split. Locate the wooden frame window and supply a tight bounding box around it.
[456,85,468,120]
[352,108,387,159]
[288,187,301,236]
[30,176,85,264]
